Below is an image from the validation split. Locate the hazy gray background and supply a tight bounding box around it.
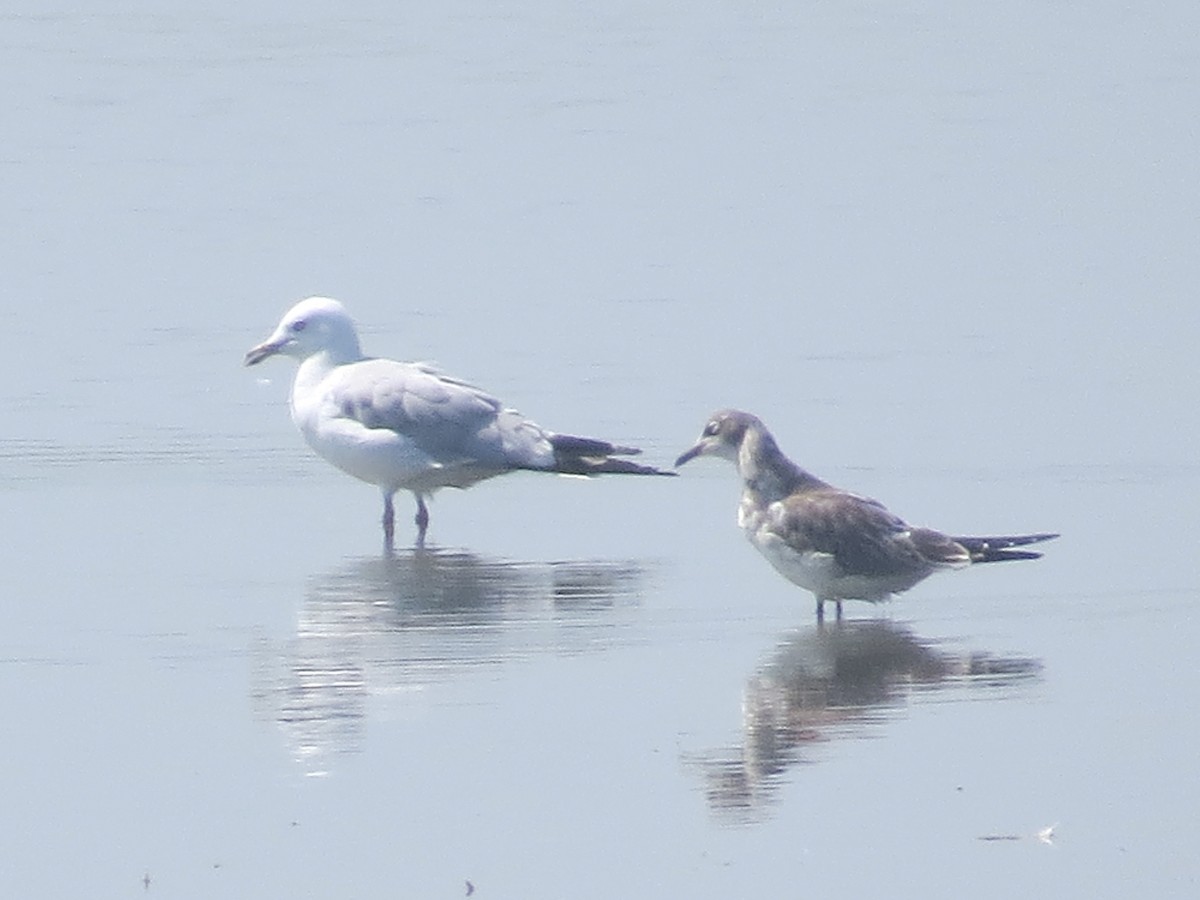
[2,2,1197,897]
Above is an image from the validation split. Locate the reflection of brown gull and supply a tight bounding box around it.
[252,548,647,772]
[697,619,1041,820]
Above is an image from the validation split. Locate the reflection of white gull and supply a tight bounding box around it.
[252,549,647,771]
[698,619,1042,819]
[246,297,672,546]
[676,410,1057,620]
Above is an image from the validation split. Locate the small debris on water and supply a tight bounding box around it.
[977,823,1058,844]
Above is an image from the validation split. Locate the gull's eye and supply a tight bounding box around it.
[291,319,307,333]
[703,420,720,437]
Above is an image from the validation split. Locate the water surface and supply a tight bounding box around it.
[1,2,1197,897]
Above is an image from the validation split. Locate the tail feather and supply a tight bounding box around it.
[954,532,1059,563]
[548,433,675,477]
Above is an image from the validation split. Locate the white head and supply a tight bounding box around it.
[244,296,364,367]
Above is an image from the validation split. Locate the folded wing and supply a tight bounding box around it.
[772,491,968,576]
[321,358,554,469]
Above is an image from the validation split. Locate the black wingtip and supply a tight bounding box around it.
[955,532,1059,564]
[550,434,637,457]
[983,548,1045,562]
[955,532,1060,551]
[548,433,672,475]
[560,457,677,477]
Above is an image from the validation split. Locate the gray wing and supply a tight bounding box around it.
[773,490,968,576]
[322,358,552,467]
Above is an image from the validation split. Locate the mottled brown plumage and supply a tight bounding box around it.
[676,409,1057,619]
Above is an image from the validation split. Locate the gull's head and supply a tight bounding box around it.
[675,409,760,467]
[244,296,364,367]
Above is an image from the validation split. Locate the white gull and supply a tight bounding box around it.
[246,297,672,547]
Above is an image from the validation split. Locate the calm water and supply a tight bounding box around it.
[2,1,1198,897]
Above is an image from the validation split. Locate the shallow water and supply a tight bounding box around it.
[2,2,1198,897]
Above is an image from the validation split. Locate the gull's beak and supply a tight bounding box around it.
[675,442,704,468]
[244,339,282,367]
